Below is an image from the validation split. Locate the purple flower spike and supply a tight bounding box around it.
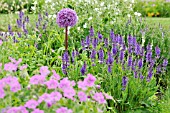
[56,8,78,28]
[140,73,144,80]
[128,35,133,45]
[155,46,161,57]
[112,44,118,56]
[110,29,114,41]
[108,65,112,73]
[119,50,124,63]
[92,38,98,48]
[127,56,133,67]
[122,76,128,90]
[98,31,103,41]
[104,38,108,47]
[146,51,152,62]
[147,70,153,82]
[106,51,114,65]
[138,58,143,69]
[135,43,141,55]
[80,62,86,75]
[90,26,94,37]
[118,35,123,45]
[91,49,96,59]
[162,59,168,67]
[85,36,90,48]
[98,48,104,63]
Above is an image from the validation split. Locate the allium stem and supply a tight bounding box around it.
[65,26,68,51]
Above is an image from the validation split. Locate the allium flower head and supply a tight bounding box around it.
[56,8,78,28]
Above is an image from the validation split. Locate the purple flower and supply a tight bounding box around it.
[92,92,106,104]
[156,65,161,74]
[98,48,104,63]
[155,46,161,56]
[119,50,124,63]
[59,78,72,91]
[104,38,108,47]
[56,107,73,113]
[112,44,118,56]
[81,39,85,50]
[128,35,133,45]
[108,65,112,73]
[134,43,141,55]
[162,59,168,67]
[147,70,153,82]
[25,99,39,109]
[138,58,143,69]
[90,26,94,37]
[110,29,114,41]
[84,74,96,87]
[146,51,152,62]
[78,91,87,102]
[122,76,128,90]
[127,56,133,67]
[92,38,98,48]
[133,71,138,78]
[140,73,144,80]
[85,36,90,47]
[56,8,78,28]
[106,51,114,65]
[90,49,96,60]
[98,31,103,41]
[128,44,133,53]
[118,35,123,45]
[80,62,86,75]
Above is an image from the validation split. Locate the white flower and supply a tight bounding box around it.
[100,2,104,6]
[88,17,92,21]
[31,6,36,11]
[77,27,80,31]
[45,0,52,3]
[83,23,87,28]
[127,14,131,18]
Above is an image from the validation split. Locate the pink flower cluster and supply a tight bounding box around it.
[4,57,22,72]
[1,64,113,112]
[0,76,21,98]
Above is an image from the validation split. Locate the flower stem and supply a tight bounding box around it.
[65,26,68,51]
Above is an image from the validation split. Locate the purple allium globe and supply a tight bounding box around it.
[56,8,78,28]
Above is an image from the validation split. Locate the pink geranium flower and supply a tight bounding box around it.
[32,109,44,113]
[56,107,73,113]
[40,66,50,76]
[92,92,106,104]
[84,74,96,87]
[50,91,62,102]
[25,99,39,109]
[78,91,87,102]
[77,81,87,90]
[63,88,76,100]
[51,70,60,81]
[45,79,58,89]
[0,87,5,98]
[4,62,18,72]
[30,75,45,85]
